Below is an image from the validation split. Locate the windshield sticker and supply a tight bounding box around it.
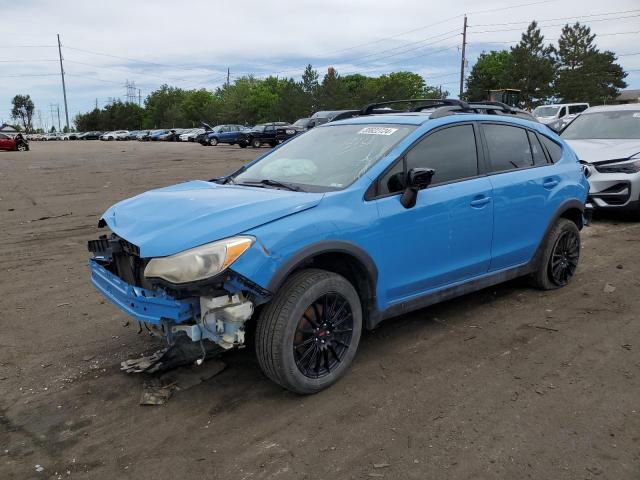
[633,113,640,118]
[358,127,399,136]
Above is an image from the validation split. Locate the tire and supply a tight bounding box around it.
[16,142,27,152]
[251,138,262,148]
[239,142,247,148]
[108,136,114,141]
[529,218,580,290]
[208,137,218,146]
[269,141,277,148]
[255,269,362,394]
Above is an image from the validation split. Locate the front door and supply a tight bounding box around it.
[373,123,494,306]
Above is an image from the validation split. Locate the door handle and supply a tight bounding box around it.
[543,178,559,189]
[470,196,491,208]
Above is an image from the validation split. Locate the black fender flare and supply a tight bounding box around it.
[529,198,585,270]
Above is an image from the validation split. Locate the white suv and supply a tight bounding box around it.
[561,104,640,214]
[533,103,589,130]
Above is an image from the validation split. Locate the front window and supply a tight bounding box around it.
[252,125,266,132]
[233,124,416,191]
[561,110,640,140]
[533,106,561,117]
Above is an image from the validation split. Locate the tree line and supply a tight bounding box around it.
[465,21,627,107]
[74,69,442,131]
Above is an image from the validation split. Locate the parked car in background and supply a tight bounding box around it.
[78,131,103,140]
[0,133,29,151]
[203,124,251,146]
[58,133,70,140]
[308,110,360,128]
[561,104,640,215]
[149,130,170,141]
[238,122,297,148]
[42,133,59,141]
[100,130,129,141]
[68,132,81,140]
[124,130,143,140]
[533,103,589,127]
[180,128,204,142]
[157,129,186,141]
[88,98,588,394]
[292,117,313,132]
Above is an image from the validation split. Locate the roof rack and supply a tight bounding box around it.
[360,98,468,115]
[468,101,515,113]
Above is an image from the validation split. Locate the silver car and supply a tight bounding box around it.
[562,104,640,214]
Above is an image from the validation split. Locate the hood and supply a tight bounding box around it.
[563,139,640,163]
[102,180,323,257]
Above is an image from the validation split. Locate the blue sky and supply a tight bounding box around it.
[1,0,639,129]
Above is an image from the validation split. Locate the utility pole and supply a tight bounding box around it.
[95,98,98,110]
[459,15,467,99]
[57,34,70,131]
[226,67,230,86]
[138,89,142,107]
[56,104,61,131]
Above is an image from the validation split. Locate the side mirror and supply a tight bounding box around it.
[400,168,435,209]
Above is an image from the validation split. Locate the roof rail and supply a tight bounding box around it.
[360,98,468,115]
[468,101,515,112]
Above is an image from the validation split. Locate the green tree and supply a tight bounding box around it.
[465,50,511,101]
[11,94,35,132]
[506,21,556,107]
[143,85,187,128]
[554,22,626,103]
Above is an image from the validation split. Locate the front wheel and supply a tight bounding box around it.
[530,218,580,290]
[17,142,27,151]
[255,269,362,394]
[208,137,218,146]
[251,138,262,148]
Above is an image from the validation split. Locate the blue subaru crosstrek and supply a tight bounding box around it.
[88,99,589,394]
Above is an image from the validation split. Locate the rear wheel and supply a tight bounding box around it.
[255,269,362,394]
[530,218,580,290]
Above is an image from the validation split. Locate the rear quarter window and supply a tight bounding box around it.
[539,135,563,163]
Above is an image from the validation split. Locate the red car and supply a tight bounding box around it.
[0,133,29,152]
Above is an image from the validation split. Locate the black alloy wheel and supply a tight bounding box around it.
[549,229,579,286]
[293,293,354,379]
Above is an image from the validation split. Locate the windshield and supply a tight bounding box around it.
[233,123,416,191]
[293,119,309,127]
[561,110,640,140]
[533,106,561,117]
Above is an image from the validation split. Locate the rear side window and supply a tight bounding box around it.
[527,131,548,166]
[405,125,478,186]
[539,135,563,162]
[483,124,533,172]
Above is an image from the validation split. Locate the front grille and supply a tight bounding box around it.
[88,234,149,288]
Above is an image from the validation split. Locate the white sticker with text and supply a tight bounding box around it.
[633,112,640,118]
[358,127,399,135]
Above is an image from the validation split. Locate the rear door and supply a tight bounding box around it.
[373,123,494,304]
[480,122,558,270]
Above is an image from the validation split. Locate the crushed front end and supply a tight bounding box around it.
[88,232,270,350]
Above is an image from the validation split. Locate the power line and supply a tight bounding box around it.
[470,14,640,33]
[471,8,640,27]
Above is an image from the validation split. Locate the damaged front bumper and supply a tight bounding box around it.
[89,258,255,349]
[90,258,199,325]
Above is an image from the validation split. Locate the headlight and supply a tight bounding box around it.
[144,236,254,284]
[595,158,640,174]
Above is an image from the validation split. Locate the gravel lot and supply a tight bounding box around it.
[1,141,639,480]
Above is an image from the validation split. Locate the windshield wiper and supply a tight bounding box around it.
[238,179,301,192]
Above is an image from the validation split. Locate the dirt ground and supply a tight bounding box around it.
[1,141,639,480]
